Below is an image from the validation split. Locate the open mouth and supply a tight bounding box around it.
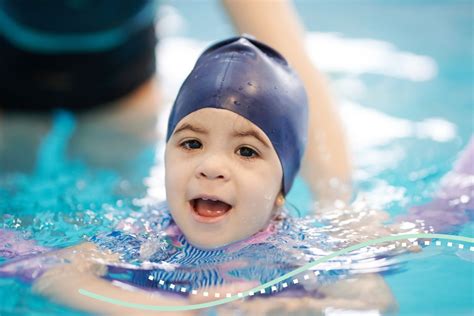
[190,197,232,222]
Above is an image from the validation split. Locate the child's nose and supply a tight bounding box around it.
[195,155,230,181]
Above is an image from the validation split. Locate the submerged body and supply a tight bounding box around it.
[0,200,400,314]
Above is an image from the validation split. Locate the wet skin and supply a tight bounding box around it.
[165,108,284,249]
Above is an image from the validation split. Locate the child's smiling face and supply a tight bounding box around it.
[165,108,283,249]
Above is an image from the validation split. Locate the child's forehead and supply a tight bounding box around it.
[179,108,260,132]
[174,108,272,145]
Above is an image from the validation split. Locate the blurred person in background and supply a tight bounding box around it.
[0,0,351,205]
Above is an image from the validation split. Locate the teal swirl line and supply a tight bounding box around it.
[78,233,474,312]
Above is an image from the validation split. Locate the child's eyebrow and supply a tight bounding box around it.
[173,123,208,135]
[232,129,270,148]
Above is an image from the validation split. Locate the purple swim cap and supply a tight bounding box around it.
[166,36,308,195]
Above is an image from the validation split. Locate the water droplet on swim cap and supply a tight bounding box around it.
[166,36,308,195]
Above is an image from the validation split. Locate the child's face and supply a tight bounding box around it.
[165,108,283,249]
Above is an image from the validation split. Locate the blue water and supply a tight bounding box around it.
[1,1,473,315]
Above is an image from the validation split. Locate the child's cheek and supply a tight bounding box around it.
[244,182,277,225]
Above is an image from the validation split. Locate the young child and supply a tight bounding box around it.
[1,36,450,315]
[163,36,307,249]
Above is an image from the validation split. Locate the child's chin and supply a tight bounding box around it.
[185,234,233,250]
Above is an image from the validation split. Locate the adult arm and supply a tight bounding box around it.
[32,242,194,316]
[217,274,396,314]
[222,0,352,206]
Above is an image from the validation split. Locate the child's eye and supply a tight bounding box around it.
[180,139,202,150]
[237,146,259,158]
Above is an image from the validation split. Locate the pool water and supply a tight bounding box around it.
[1,1,473,315]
